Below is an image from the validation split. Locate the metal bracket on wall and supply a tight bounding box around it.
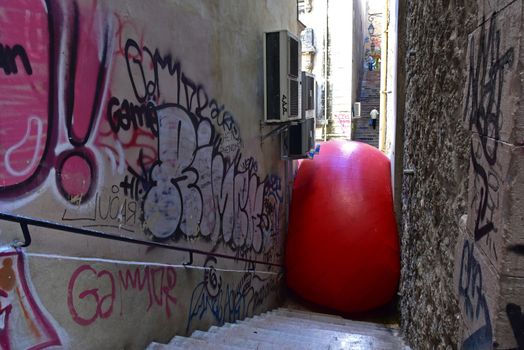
[259,121,291,144]
[11,222,32,248]
[183,251,194,268]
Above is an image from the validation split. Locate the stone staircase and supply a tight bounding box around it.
[353,117,380,148]
[147,308,410,349]
[353,69,381,148]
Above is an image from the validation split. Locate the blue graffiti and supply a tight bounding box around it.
[459,240,492,350]
[186,256,282,332]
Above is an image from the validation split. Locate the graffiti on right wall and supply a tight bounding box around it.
[463,11,514,260]
[457,238,492,349]
[460,2,524,348]
[506,303,524,349]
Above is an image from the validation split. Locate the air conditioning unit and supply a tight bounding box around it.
[353,102,361,118]
[264,30,301,123]
[301,72,315,119]
[281,118,316,159]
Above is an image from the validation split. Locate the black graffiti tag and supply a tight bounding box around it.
[463,14,514,243]
[506,303,524,349]
[459,240,493,349]
[0,43,32,75]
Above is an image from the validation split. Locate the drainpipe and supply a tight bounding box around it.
[378,0,389,152]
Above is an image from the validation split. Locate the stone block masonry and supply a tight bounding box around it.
[466,134,524,276]
[454,220,500,350]
[455,0,524,348]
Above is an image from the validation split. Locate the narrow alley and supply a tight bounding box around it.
[0,0,522,349]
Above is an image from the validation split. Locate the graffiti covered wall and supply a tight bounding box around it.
[400,0,524,347]
[0,0,298,348]
[454,0,524,348]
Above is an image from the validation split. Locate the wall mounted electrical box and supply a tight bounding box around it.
[264,30,301,123]
[281,118,315,159]
[301,71,315,120]
[281,71,316,159]
[353,102,361,118]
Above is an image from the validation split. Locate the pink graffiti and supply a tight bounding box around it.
[371,36,382,48]
[55,0,112,201]
[334,113,352,135]
[0,1,49,187]
[69,0,106,142]
[67,264,177,326]
[0,0,114,203]
[67,265,115,326]
[97,113,158,172]
[0,250,61,350]
[113,14,145,59]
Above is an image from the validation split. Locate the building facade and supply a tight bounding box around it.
[298,0,367,140]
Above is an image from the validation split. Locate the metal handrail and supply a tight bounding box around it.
[0,212,284,268]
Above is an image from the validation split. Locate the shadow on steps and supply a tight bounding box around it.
[283,288,400,327]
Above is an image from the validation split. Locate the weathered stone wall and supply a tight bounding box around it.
[402,0,524,348]
[400,0,478,347]
[0,1,298,348]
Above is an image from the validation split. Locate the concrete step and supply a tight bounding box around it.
[354,140,378,144]
[146,307,411,349]
[145,342,185,350]
[273,308,399,333]
[167,335,243,349]
[246,314,403,346]
[209,323,329,349]
[190,330,264,349]
[354,137,378,140]
[235,320,399,350]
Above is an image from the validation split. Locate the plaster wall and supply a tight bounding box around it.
[385,0,399,202]
[385,0,398,160]
[0,0,298,348]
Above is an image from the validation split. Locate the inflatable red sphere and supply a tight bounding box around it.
[286,140,400,313]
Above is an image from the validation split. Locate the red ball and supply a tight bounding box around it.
[286,140,400,313]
